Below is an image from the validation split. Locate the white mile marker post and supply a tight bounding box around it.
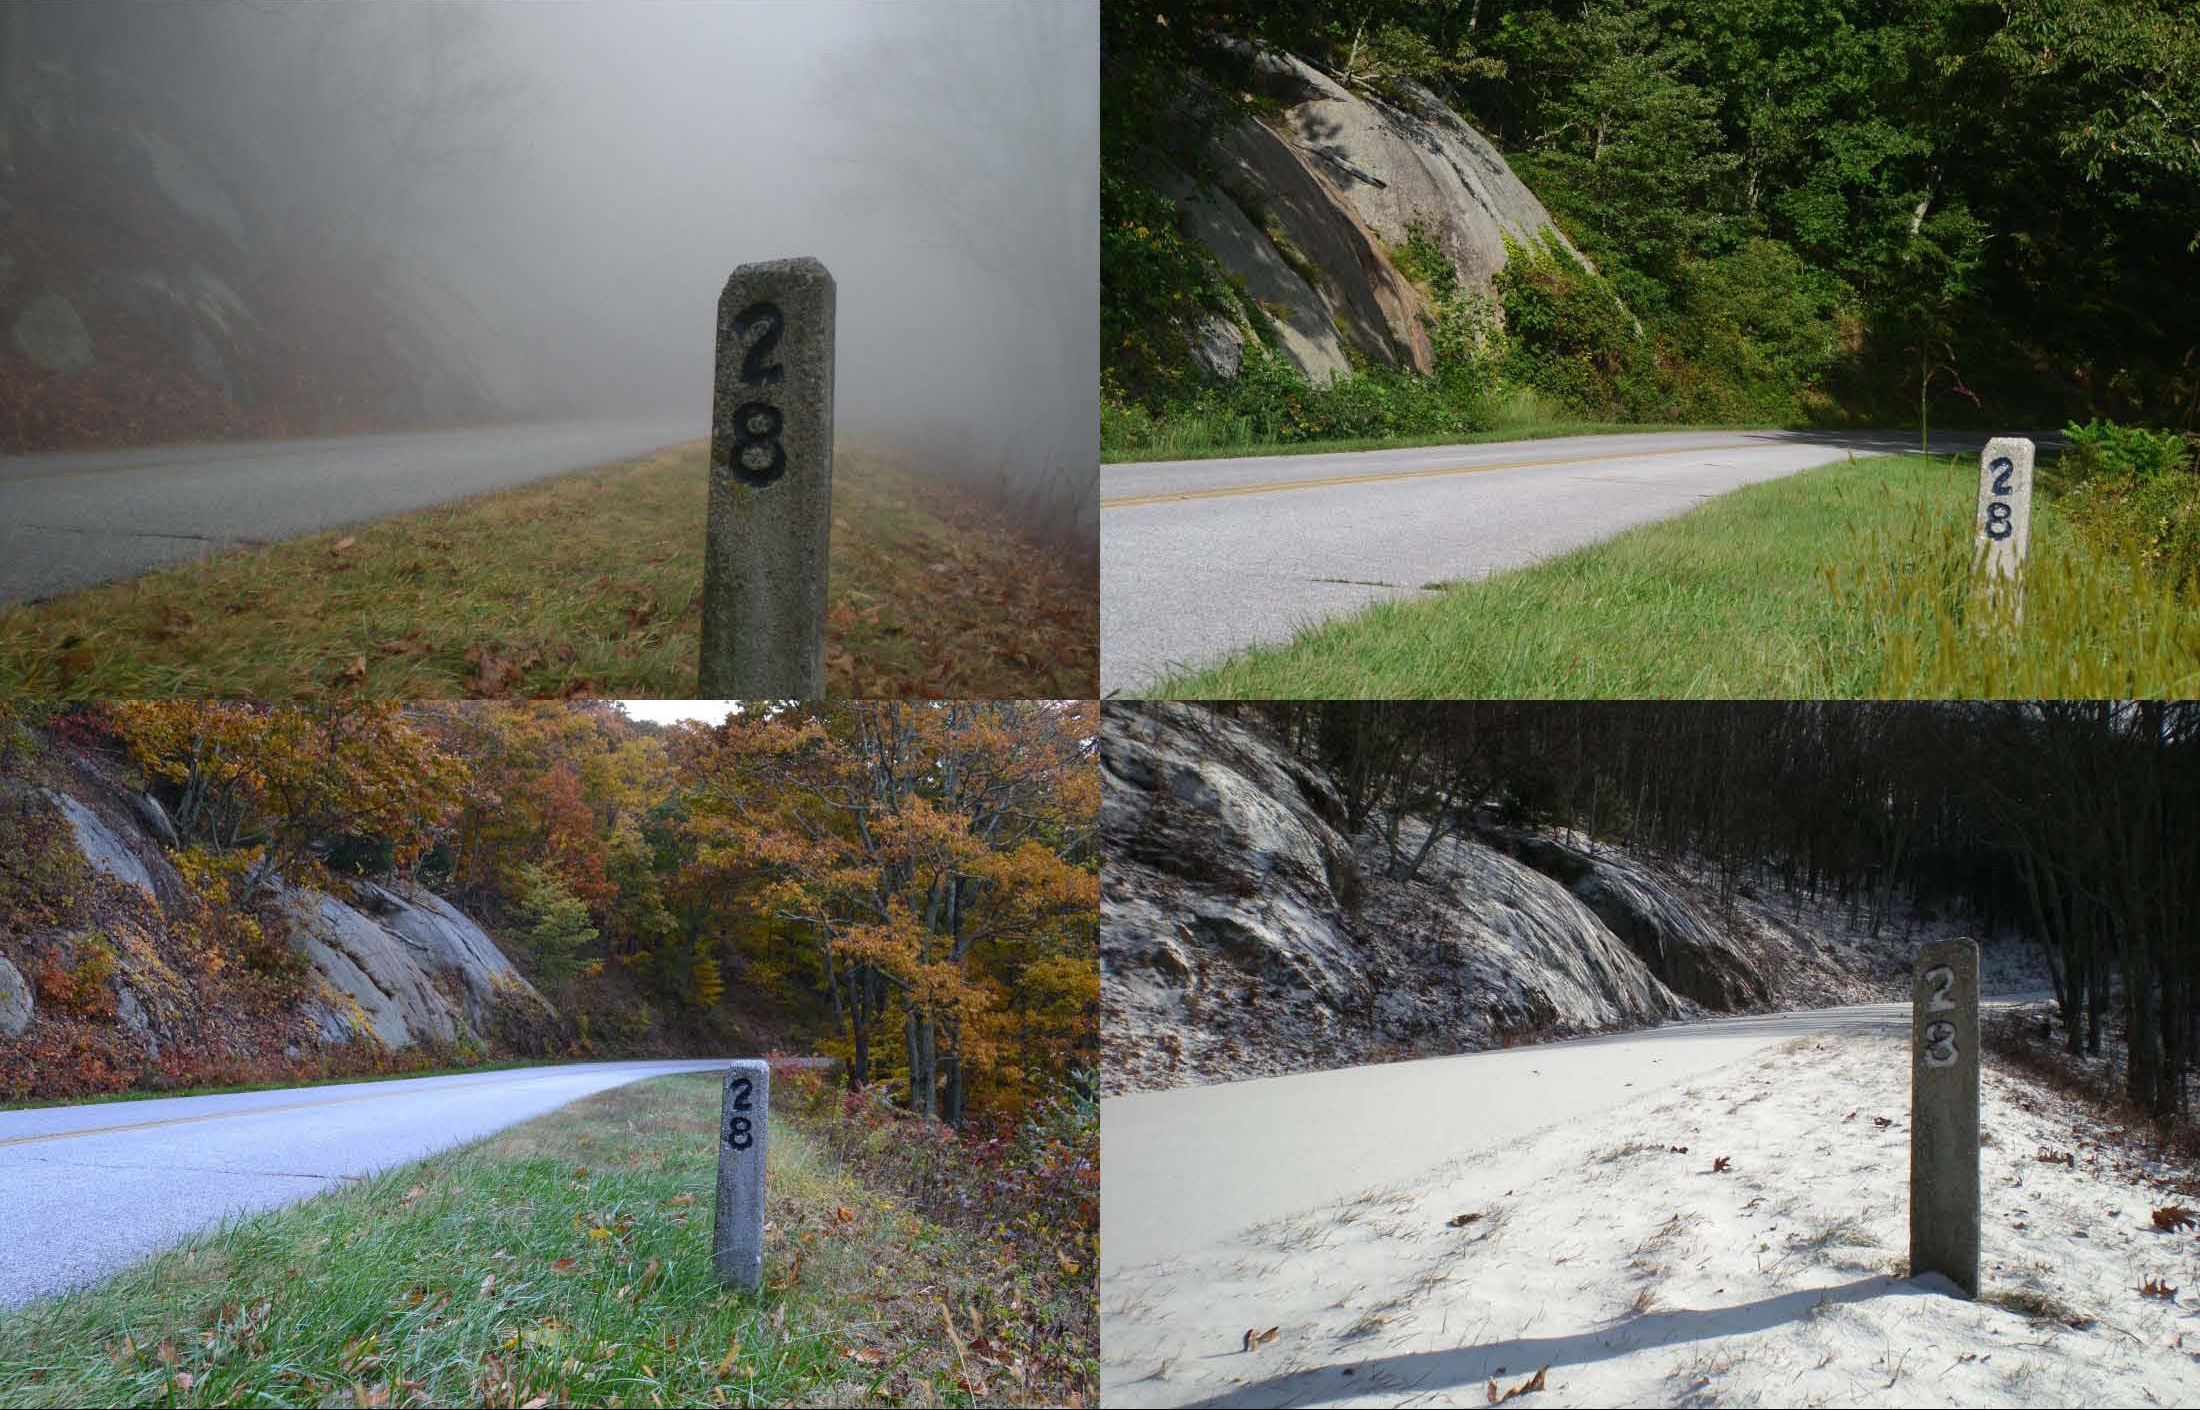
[1911,939,1980,1297]
[700,257,835,698]
[713,1059,770,1292]
[1973,436,2035,630]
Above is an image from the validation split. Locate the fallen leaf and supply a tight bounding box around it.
[550,1258,578,1274]
[1711,1156,1732,1174]
[2153,1206,2195,1232]
[331,536,358,553]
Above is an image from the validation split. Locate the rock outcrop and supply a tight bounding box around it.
[352,880,554,1037]
[1104,703,1690,1095]
[1161,46,1587,384]
[1104,703,1917,1097]
[0,957,30,1038]
[7,755,551,1066]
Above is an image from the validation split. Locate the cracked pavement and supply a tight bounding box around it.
[0,1060,726,1308]
[0,418,699,604]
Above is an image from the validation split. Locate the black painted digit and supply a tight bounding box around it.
[730,401,786,486]
[1985,501,2013,540]
[1990,456,2013,495]
[733,302,784,386]
[725,1113,753,1150]
[1925,965,1956,1012]
[730,1077,753,1111]
[1923,1019,1958,1068]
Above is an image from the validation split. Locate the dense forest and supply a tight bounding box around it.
[1104,0,2200,435]
[1244,700,2200,1119]
[7,700,1098,1127]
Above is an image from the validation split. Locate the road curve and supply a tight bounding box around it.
[1100,429,1986,695]
[0,1059,727,1309]
[1101,996,2040,1275]
[0,418,701,604]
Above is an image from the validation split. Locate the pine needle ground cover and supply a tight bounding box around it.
[0,444,1096,699]
[1159,454,2200,699]
[0,1072,1095,1408]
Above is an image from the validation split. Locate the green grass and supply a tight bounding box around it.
[1157,453,2200,699]
[1102,416,1777,463]
[0,444,1097,699]
[0,1057,564,1112]
[0,1073,1077,1407]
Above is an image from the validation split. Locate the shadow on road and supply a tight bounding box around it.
[1184,1274,1948,1408]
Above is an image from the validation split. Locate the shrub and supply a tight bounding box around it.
[2055,419,2200,590]
[32,933,119,1021]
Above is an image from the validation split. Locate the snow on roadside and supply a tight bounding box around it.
[1103,1036,2200,1408]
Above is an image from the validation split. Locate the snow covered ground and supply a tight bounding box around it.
[1102,1007,2200,1408]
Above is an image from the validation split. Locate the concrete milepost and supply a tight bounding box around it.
[700,257,835,699]
[1911,939,1980,1297]
[1973,437,2035,627]
[713,1059,770,1292]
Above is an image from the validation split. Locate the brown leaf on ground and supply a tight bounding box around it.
[2153,1205,2195,1232]
[2140,1277,2179,1299]
[1447,1212,1482,1228]
[330,536,358,553]
[1488,1366,1549,1403]
[1711,1156,1732,1173]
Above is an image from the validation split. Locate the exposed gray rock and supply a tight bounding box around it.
[1167,44,1591,383]
[0,955,31,1038]
[127,791,178,850]
[352,880,552,1032]
[114,985,161,1058]
[1104,703,1688,1095]
[13,293,94,373]
[1566,851,1772,1012]
[188,325,236,401]
[44,789,155,898]
[1190,314,1245,381]
[277,885,466,1050]
[1155,165,1351,384]
[127,128,247,250]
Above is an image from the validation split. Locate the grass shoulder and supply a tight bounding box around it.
[1159,453,2200,699]
[0,1071,1091,1408]
[1102,418,1779,464]
[0,1057,570,1112]
[0,444,1095,699]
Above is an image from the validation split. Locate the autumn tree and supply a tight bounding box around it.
[675,701,1097,1123]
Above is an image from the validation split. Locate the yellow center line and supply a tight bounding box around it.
[0,1071,582,1149]
[1100,440,1764,510]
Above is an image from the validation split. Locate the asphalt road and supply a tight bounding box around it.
[1100,995,2042,1275]
[0,1059,727,1309]
[1100,429,1989,695]
[0,418,700,604]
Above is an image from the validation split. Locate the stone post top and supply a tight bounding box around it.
[1917,937,1980,959]
[719,257,834,299]
[1982,436,2035,455]
[724,1057,771,1076]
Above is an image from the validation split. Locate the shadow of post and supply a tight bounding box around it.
[1187,1274,1954,1408]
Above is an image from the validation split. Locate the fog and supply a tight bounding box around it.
[14,0,1096,544]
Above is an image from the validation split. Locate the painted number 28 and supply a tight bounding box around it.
[1984,457,2015,541]
[724,1076,755,1151]
[730,301,788,487]
[1922,965,1959,1068]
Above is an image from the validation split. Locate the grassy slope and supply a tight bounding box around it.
[0,1073,1087,1408]
[0,444,1096,699]
[1159,453,2200,699]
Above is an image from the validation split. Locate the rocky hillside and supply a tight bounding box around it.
[1148,44,1586,386]
[0,732,555,1101]
[1103,704,2019,1096]
[0,59,498,454]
